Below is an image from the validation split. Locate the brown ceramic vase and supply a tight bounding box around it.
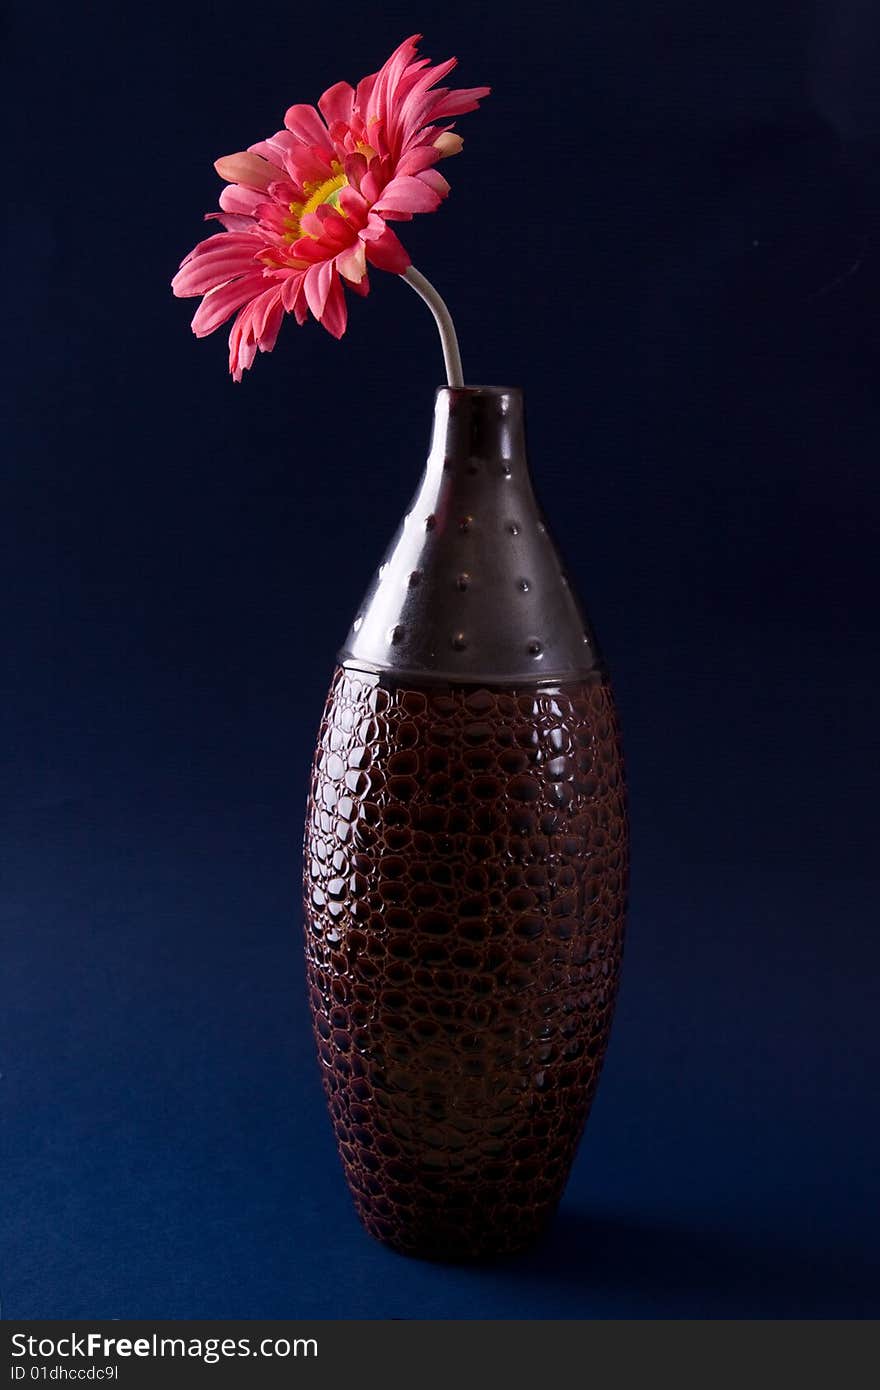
[303,387,628,1259]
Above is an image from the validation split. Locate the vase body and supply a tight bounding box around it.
[303,387,627,1259]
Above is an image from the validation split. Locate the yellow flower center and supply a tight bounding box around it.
[280,163,349,251]
[300,170,348,220]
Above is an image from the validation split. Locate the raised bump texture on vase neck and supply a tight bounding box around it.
[338,386,602,684]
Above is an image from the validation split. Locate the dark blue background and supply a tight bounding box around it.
[4,0,879,1317]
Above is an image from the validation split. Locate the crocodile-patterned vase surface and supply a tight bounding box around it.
[303,665,627,1258]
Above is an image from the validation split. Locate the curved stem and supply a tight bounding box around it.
[400,266,464,388]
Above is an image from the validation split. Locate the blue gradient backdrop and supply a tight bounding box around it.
[3,0,879,1317]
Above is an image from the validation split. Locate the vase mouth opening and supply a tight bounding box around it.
[435,385,524,420]
[437,385,521,396]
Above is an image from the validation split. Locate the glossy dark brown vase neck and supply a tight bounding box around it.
[339,386,601,684]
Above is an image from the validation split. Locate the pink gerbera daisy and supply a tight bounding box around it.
[172,35,489,380]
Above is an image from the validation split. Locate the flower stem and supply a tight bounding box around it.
[401,266,464,389]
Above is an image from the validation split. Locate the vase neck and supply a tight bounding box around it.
[425,386,528,489]
[338,387,601,684]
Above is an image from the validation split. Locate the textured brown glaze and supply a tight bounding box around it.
[303,664,628,1259]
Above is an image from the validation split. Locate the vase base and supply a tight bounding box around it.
[355,1203,557,1263]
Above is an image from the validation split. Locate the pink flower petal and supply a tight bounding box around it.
[229,322,258,382]
[342,151,369,191]
[249,131,308,187]
[283,103,333,150]
[417,167,450,198]
[434,131,463,158]
[219,184,265,216]
[373,174,441,216]
[392,56,459,138]
[227,283,288,379]
[297,211,326,241]
[338,186,369,226]
[318,80,355,128]
[314,206,356,246]
[259,297,285,352]
[347,272,370,298]
[281,274,305,314]
[359,168,383,205]
[336,240,367,284]
[191,272,267,337]
[290,235,332,265]
[304,260,334,320]
[396,145,441,176]
[172,246,263,297]
[214,152,284,191]
[319,272,348,338]
[362,223,410,273]
[429,86,491,120]
[254,286,284,343]
[252,200,293,237]
[205,211,258,233]
[179,231,263,261]
[353,68,378,114]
